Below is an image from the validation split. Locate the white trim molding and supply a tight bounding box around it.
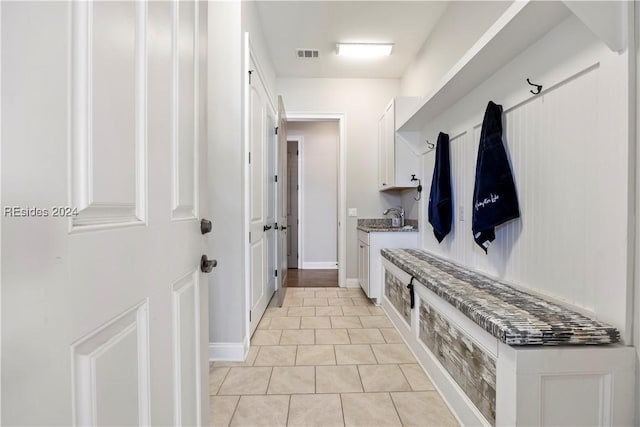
[302,262,338,270]
[208,336,249,362]
[345,278,360,288]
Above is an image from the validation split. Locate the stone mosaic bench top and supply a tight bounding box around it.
[381,248,620,346]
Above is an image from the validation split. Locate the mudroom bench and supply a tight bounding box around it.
[380,248,635,427]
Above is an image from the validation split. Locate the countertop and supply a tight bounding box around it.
[357,218,418,233]
[381,248,620,346]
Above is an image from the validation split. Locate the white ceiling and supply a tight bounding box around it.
[255,1,449,79]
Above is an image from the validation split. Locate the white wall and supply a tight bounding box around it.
[242,0,276,96]
[398,1,511,220]
[277,78,402,280]
[288,121,339,268]
[411,15,633,341]
[207,0,277,357]
[207,0,244,348]
[400,1,511,97]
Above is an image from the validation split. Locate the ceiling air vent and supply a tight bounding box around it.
[296,48,319,59]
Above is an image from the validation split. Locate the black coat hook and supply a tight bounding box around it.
[426,139,435,151]
[527,78,543,95]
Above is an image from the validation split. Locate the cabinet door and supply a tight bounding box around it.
[377,115,386,189]
[358,241,363,288]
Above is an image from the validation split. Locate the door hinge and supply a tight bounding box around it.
[248,69,253,84]
[249,231,251,242]
[249,310,252,321]
[248,152,251,164]
[275,269,278,277]
[274,175,278,182]
[275,126,279,135]
[297,219,299,225]
[297,150,299,155]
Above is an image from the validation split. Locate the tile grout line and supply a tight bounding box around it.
[285,394,292,427]
[397,364,415,392]
[370,344,381,364]
[225,394,242,427]
[355,364,366,393]
[265,366,275,395]
[339,393,346,427]
[388,391,405,426]
[212,366,233,396]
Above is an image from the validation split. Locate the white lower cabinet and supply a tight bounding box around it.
[357,230,417,302]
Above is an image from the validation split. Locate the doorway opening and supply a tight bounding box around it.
[286,117,343,288]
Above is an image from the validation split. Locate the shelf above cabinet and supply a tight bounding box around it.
[396,0,570,133]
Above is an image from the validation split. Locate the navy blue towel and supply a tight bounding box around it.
[472,101,520,253]
[428,132,452,243]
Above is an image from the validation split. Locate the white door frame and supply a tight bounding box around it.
[243,33,277,341]
[287,113,347,287]
[287,135,303,269]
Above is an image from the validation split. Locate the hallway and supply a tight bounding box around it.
[286,270,339,287]
[209,287,458,426]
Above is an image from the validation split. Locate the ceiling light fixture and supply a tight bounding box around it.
[335,43,393,58]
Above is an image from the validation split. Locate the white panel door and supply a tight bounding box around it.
[275,96,288,305]
[248,58,275,334]
[1,1,210,425]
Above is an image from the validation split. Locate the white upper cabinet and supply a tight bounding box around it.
[378,98,421,191]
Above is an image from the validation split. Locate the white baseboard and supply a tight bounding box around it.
[301,262,338,269]
[208,336,249,361]
[344,278,360,288]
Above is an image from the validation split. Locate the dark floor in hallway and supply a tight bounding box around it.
[286,269,338,287]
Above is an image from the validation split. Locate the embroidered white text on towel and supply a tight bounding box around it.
[475,193,500,211]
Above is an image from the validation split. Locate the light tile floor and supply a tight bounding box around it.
[210,287,459,427]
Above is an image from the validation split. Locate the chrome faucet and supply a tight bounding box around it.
[383,207,405,227]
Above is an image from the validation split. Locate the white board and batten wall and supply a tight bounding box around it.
[405,13,634,343]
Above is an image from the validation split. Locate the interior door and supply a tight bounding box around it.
[266,109,277,303]
[2,1,209,426]
[287,142,299,268]
[275,96,288,305]
[248,58,275,334]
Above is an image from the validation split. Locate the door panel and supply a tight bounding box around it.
[71,301,150,426]
[266,110,276,298]
[2,1,209,425]
[71,1,146,229]
[172,270,200,427]
[172,0,199,220]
